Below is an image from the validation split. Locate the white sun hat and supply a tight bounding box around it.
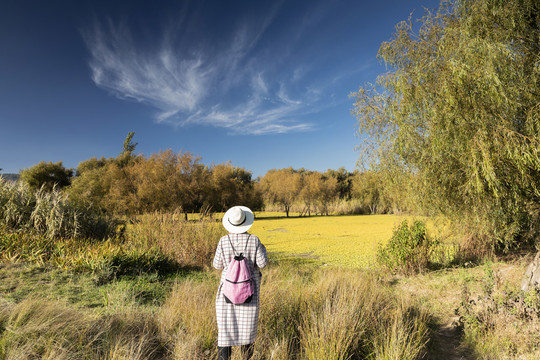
[222,206,254,234]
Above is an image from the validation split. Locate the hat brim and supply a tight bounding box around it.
[222,206,254,234]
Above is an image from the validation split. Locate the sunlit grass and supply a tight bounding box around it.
[251,214,409,268]
[0,212,440,358]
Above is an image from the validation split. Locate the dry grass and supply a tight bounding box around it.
[159,278,219,358]
[0,265,431,360]
[0,298,166,359]
[392,258,540,360]
[127,212,225,270]
[455,261,540,359]
[258,266,430,360]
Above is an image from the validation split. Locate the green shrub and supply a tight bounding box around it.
[377,220,438,274]
[19,160,73,192]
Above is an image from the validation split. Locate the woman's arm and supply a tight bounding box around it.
[213,239,224,270]
[255,238,268,269]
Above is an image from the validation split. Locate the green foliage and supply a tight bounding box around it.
[351,0,540,250]
[19,161,73,192]
[204,162,262,212]
[324,167,355,200]
[377,220,438,274]
[352,171,388,214]
[75,156,110,176]
[117,131,138,167]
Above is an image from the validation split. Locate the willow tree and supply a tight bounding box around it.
[352,0,540,251]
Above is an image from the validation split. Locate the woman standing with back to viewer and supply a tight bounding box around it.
[213,206,268,360]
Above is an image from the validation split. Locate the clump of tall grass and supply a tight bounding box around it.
[298,269,429,360]
[0,231,177,281]
[300,277,369,359]
[0,178,114,239]
[127,212,224,269]
[159,278,220,359]
[159,265,430,360]
[0,298,167,360]
[157,265,430,359]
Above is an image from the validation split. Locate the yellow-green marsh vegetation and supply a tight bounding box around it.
[252,214,413,267]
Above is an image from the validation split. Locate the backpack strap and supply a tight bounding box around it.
[243,234,251,254]
[227,234,251,257]
[227,235,238,257]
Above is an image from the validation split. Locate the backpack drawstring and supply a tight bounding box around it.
[227,234,251,260]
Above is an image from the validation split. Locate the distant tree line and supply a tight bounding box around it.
[258,167,410,217]
[15,133,407,217]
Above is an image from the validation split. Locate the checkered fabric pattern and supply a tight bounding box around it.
[213,233,268,347]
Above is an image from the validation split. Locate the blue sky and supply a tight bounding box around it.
[0,0,440,178]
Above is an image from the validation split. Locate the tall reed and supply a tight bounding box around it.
[128,212,224,269]
[0,178,114,239]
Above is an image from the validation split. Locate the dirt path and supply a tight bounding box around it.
[427,316,473,360]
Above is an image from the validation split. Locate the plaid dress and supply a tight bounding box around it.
[213,233,268,347]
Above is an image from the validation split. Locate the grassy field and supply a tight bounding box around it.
[0,212,437,359]
[1,211,536,359]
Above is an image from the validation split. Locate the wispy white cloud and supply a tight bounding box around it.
[179,72,314,135]
[277,84,301,105]
[82,1,361,136]
[84,21,211,119]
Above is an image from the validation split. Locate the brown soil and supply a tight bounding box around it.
[426,316,473,360]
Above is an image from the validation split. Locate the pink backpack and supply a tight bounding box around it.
[223,235,254,304]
